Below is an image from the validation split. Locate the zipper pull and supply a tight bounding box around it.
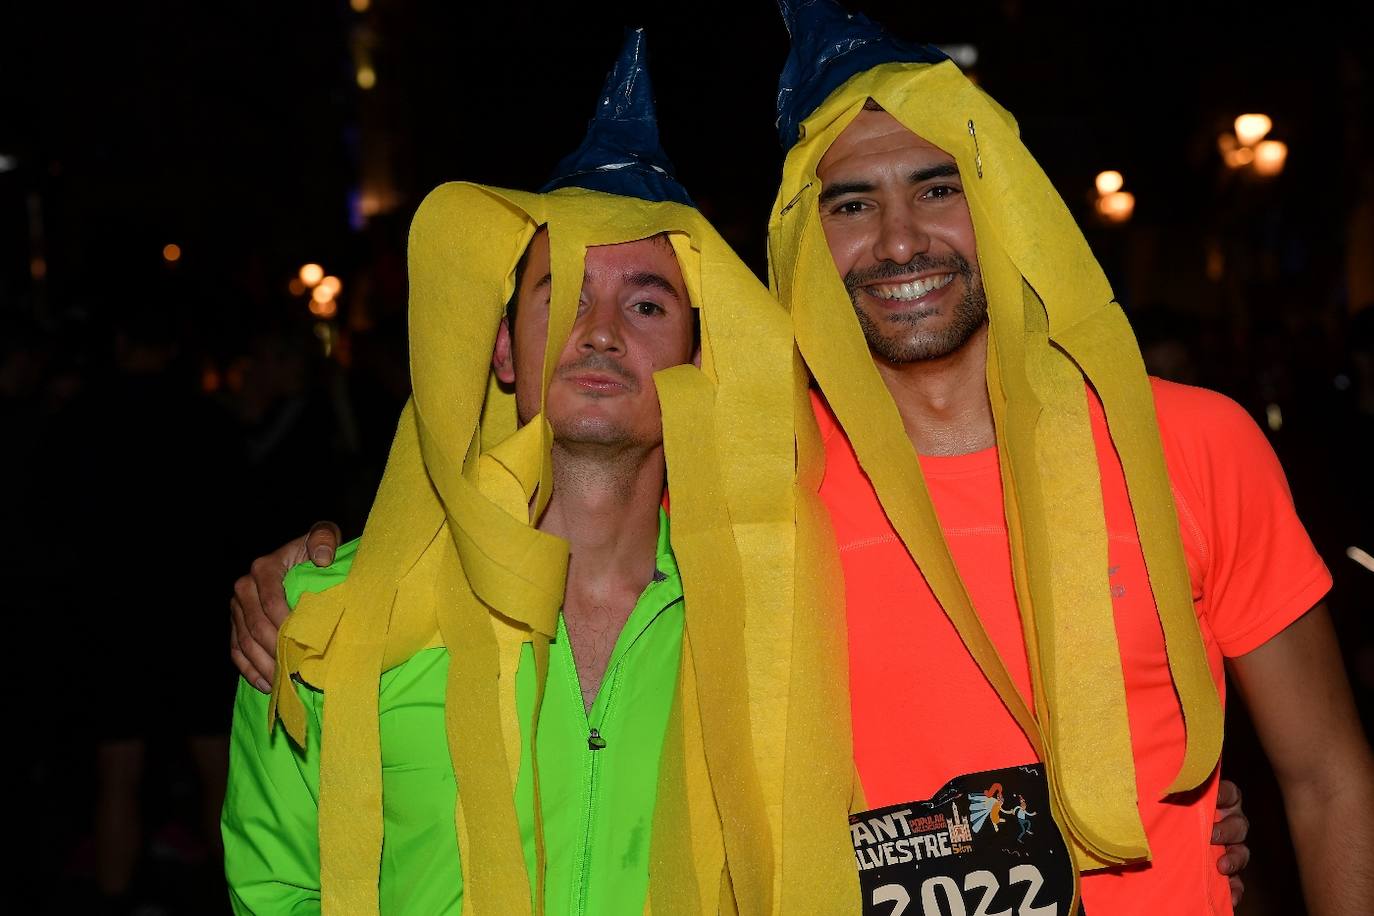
[587,728,607,751]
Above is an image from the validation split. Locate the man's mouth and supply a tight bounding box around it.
[864,272,956,302]
[564,372,630,393]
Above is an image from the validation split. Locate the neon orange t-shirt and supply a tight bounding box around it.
[817,378,1331,915]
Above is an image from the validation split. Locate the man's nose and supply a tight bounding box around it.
[873,204,931,265]
[572,297,625,354]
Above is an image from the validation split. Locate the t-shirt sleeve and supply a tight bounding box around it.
[1160,384,1331,656]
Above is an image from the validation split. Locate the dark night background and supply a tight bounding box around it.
[2,1,1370,913]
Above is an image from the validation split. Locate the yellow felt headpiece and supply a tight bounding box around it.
[767,60,1224,881]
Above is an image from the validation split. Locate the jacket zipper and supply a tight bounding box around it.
[575,660,626,916]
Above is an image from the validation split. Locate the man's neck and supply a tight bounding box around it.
[873,322,996,457]
[539,440,665,711]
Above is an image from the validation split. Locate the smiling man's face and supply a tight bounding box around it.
[816,106,987,364]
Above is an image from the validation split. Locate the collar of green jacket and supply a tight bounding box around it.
[767,60,1224,877]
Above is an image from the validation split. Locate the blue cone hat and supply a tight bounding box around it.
[540,28,693,206]
[775,0,949,148]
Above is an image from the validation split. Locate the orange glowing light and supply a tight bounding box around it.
[350,0,371,10]
[312,284,336,305]
[162,243,181,263]
[1234,114,1272,148]
[317,275,342,298]
[1095,190,1135,224]
[30,256,46,279]
[1206,245,1225,282]
[1224,147,1255,169]
[1094,170,1124,196]
[1252,140,1288,177]
[356,66,376,90]
[288,277,307,296]
[299,263,325,287]
[309,298,338,319]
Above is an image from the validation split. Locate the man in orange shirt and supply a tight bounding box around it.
[767,1,1372,914]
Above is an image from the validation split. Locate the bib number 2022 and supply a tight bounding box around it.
[872,864,1059,916]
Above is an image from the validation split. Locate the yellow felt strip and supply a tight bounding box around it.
[668,229,799,910]
[1054,307,1224,794]
[778,374,864,915]
[434,546,533,915]
[657,363,774,916]
[314,401,445,914]
[646,634,723,915]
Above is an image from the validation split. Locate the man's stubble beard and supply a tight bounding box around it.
[845,252,989,364]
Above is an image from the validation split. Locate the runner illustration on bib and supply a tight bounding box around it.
[850,763,1080,916]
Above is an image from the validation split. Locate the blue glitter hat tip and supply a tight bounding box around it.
[540,28,693,206]
[775,0,950,149]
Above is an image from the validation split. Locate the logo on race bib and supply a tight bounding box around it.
[849,763,1081,916]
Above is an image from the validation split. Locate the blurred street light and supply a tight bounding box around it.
[1252,140,1288,177]
[1348,546,1374,574]
[356,65,377,90]
[162,243,181,263]
[317,275,342,298]
[1095,170,1124,196]
[309,298,338,319]
[1096,191,1135,224]
[311,284,336,305]
[299,263,324,287]
[1224,146,1255,169]
[1221,114,1286,177]
[350,0,371,11]
[1234,113,1272,148]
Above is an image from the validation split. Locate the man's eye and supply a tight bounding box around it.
[925,184,961,200]
[832,199,868,215]
[633,301,665,316]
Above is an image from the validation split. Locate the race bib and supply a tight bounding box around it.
[850,763,1080,916]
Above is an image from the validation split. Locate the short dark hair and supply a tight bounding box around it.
[504,227,543,333]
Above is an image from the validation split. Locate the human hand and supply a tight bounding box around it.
[229,521,342,692]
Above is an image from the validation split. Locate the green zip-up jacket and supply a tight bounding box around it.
[223,512,685,915]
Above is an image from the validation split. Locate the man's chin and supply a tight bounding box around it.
[550,418,645,450]
[861,319,986,364]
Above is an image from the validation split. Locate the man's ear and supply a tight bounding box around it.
[492,317,516,383]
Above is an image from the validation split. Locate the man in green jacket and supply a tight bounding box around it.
[222,30,780,914]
